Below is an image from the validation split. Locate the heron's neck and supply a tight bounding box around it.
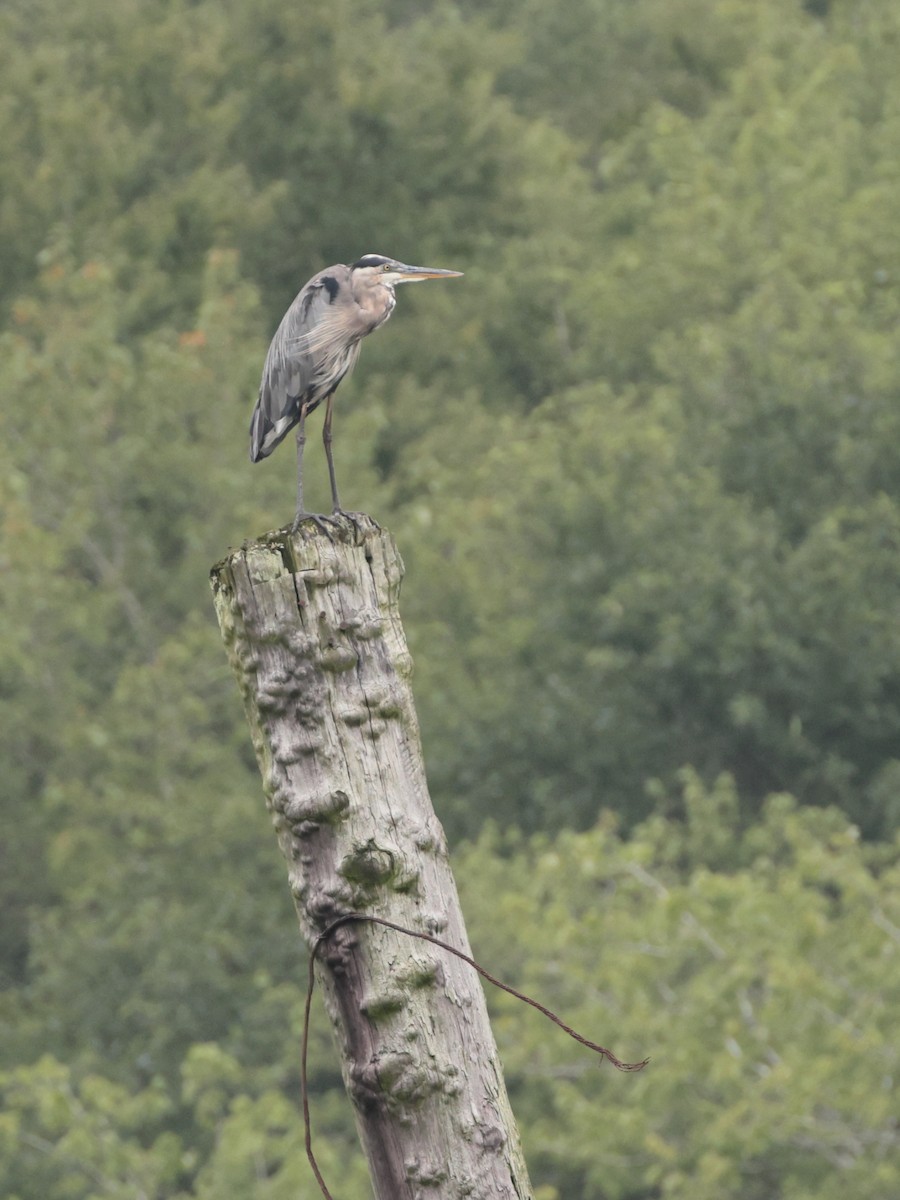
[354,279,396,331]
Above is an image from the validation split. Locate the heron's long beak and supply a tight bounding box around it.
[394,263,464,282]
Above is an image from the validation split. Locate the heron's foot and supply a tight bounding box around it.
[331,508,380,534]
[289,512,338,538]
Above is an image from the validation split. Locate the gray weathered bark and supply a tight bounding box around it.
[210,515,533,1200]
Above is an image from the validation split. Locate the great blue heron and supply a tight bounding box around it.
[250,252,463,530]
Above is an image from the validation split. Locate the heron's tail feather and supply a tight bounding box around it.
[249,401,270,462]
[249,398,297,462]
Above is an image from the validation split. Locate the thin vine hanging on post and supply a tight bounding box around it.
[301,913,649,1200]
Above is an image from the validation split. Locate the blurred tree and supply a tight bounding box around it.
[459,792,900,1200]
[2,0,900,1194]
[380,2,900,839]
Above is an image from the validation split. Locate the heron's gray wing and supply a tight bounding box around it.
[250,267,362,462]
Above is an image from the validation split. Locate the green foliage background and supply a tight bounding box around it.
[1,0,899,1196]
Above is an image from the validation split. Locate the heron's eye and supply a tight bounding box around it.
[382,263,391,272]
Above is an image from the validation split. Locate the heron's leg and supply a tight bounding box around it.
[289,402,335,537]
[322,392,342,514]
[290,402,312,533]
[322,395,379,535]
[321,396,369,535]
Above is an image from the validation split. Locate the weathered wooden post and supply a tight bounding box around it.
[210,515,534,1200]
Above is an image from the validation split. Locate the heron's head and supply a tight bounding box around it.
[351,253,463,290]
